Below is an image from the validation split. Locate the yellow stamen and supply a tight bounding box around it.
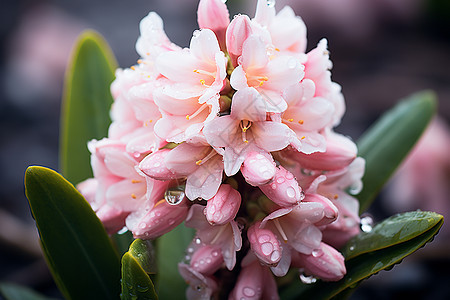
[131,180,141,184]
[196,160,202,165]
[130,66,136,70]
[131,193,137,199]
[275,48,280,52]
[334,194,339,199]
[154,199,165,207]
[298,120,304,124]
[301,136,306,140]
[137,59,143,64]
[288,118,293,122]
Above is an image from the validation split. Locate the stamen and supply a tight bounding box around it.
[154,199,166,207]
[334,194,339,199]
[240,120,252,143]
[186,103,209,121]
[288,118,293,122]
[196,149,217,166]
[130,66,136,70]
[193,69,216,77]
[298,120,304,124]
[210,225,227,244]
[131,193,137,199]
[131,180,141,184]
[274,219,288,242]
[301,136,306,140]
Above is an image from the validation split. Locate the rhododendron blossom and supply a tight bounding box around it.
[77,0,367,298]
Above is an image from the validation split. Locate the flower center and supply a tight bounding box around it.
[239,120,252,143]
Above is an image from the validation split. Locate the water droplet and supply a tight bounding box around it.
[299,191,306,201]
[136,284,149,293]
[271,183,277,189]
[299,272,317,284]
[117,226,129,235]
[164,187,185,205]
[195,238,202,244]
[206,257,212,264]
[360,214,374,233]
[349,246,355,251]
[243,287,256,297]
[139,222,147,229]
[211,250,219,257]
[168,218,175,225]
[285,172,294,180]
[348,183,361,195]
[187,247,194,253]
[312,249,323,257]
[266,0,276,8]
[277,177,285,184]
[286,187,296,198]
[261,242,274,255]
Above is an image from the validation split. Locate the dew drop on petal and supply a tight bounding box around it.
[286,187,296,198]
[276,177,285,184]
[117,226,129,235]
[195,238,202,245]
[211,250,219,257]
[261,242,274,255]
[312,249,323,258]
[243,287,256,297]
[164,187,185,205]
[266,0,276,8]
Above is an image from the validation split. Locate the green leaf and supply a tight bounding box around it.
[356,91,437,212]
[156,224,194,300]
[0,282,56,300]
[59,30,117,185]
[279,211,443,300]
[25,166,120,300]
[121,239,158,300]
[341,211,443,259]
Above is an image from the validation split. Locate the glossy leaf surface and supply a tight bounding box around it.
[59,30,117,185]
[356,91,437,212]
[280,211,443,300]
[121,239,158,300]
[25,166,120,300]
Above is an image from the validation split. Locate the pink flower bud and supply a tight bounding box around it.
[295,242,346,282]
[229,260,278,300]
[290,132,357,171]
[129,198,189,240]
[241,152,276,186]
[259,166,304,207]
[197,0,230,50]
[303,193,338,226]
[226,14,253,67]
[247,222,281,266]
[190,245,224,275]
[205,184,241,225]
[96,204,129,234]
[139,149,177,180]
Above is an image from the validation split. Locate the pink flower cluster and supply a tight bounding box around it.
[78,0,365,298]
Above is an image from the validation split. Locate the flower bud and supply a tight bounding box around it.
[129,198,189,239]
[303,193,338,226]
[259,166,303,207]
[226,14,253,67]
[290,132,357,171]
[241,152,276,186]
[247,222,281,266]
[197,0,230,50]
[190,245,224,275]
[295,242,346,281]
[205,184,241,225]
[139,149,177,180]
[229,259,278,300]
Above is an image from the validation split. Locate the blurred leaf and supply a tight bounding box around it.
[356,91,437,212]
[121,239,158,300]
[25,166,120,300]
[156,224,195,299]
[279,211,443,300]
[0,282,56,300]
[59,30,117,185]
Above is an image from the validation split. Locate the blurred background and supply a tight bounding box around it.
[0,0,449,298]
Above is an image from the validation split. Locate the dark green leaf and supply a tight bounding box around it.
[59,30,117,185]
[121,239,158,300]
[342,211,443,259]
[25,166,120,300]
[279,211,443,300]
[356,91,437,212]
[156,224,194,299]
[0,282,56,300]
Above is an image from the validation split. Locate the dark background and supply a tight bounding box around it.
[1,0,449,299]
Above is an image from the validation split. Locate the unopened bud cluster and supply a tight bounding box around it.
[77,0,365,298]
